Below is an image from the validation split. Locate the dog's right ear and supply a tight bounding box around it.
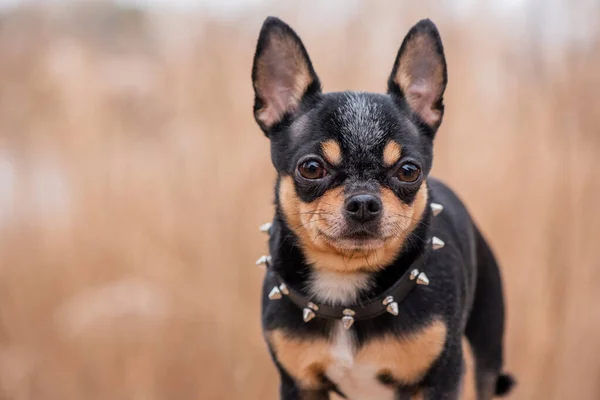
[252,17,321,135]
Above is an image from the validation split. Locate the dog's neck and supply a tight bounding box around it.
[269,208,431,306]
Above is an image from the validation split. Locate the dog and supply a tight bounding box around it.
[251,16,515,400]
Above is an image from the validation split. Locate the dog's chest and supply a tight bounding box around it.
[269,271,447,398]
[309,271,395,399]
[326,323,395,400]
[269,319,446,398]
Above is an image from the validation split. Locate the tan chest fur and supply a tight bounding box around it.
[268,318,447,400]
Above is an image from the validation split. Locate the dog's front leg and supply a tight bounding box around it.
[417,339,464,400]
[418,385,460,400]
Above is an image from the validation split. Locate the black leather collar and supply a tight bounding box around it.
[273,254,426,322]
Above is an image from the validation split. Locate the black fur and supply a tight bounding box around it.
[253,16,513,399]
[495,374,516,397]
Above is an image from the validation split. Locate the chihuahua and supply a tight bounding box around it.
[252,17,514,400]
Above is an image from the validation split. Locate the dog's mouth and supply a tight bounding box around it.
[317,229,387,251]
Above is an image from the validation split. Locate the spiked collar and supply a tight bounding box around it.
[256,202,445,329]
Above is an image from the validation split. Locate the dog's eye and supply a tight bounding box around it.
[398,163,421,182]
[298,160,326,180]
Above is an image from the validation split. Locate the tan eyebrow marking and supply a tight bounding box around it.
[321,139,342,165]
[383,141,402,167]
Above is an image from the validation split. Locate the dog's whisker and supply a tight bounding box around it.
[274,217,331,254]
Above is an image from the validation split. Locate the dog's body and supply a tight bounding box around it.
[252,17,513,400]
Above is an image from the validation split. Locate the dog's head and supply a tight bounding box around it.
[252,17,447,273]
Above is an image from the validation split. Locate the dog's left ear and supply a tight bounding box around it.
[388,19,447,131]
[252,17,321,135]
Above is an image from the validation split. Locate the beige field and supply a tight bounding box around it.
[0,1,598,399]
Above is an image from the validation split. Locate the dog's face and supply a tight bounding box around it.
[252,17,447,273]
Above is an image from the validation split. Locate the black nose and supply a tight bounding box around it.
[344,194,382,223]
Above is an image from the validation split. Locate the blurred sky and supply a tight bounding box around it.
[0,0,528,13]
[0,0,594,48]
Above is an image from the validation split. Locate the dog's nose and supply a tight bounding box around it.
[344,194,382,223]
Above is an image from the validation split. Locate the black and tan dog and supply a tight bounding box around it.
[252,17,514,400]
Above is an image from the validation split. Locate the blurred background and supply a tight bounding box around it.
[0,0,598,399]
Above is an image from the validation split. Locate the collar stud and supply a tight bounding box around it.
[268,286,282,300]
[417,272,430,285]
[302,302,319,322]
[431,236,445,250]
[386,302,399,316]
[341,309,355,330]
[303,308,316,322]
[382,296,399,316]
[278,282,289,295]
[255,255,272,268]
[410,269,420,280]
[259,222,272,233]
[430,202,443,216]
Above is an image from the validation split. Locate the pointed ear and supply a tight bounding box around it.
[252,17,321,135]
[387,19,447,130]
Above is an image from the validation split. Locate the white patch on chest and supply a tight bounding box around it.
[308,270,394,400]
[307,270,372,305]
[325,323,395,400]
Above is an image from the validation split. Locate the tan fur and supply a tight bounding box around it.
[393,35,445,127]
[321,140,342,166]
[268,330,332,389]
[268,318,447,391]
[278,177,429,273]
[356,318,447,385]
[379,183,428,254]
[254,33,313,128]
[383,141,402,167]
[462,337,478,400]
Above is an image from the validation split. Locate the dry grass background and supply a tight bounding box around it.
[0,1,599,399]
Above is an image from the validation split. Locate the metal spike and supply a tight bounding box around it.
[341,309,355,329]
[386,302,399,316]
[268,286,282,300]
[303,308,316,322]
[382,296,397,315]
[430,203,443,216]
[431,237,445,251]
[341,316,355,330]
[255,255,272,266]
[410,269,420,280]
[417,272,430,286]
[279,283,289,295]
[259,222,272,233]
